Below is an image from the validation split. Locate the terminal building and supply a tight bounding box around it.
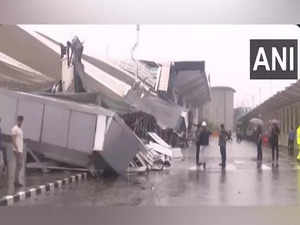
[238,80,300,148]
[203,86,235,131]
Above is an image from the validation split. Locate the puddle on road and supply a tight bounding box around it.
[234,160,245,164]
[261,164,271,170]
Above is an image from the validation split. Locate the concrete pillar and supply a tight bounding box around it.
[279,108,283,144]
[193,107,199,125]
[296,105,299,126]
[285,107,288,134]
[293,106,296,127]
[288,106,290,133]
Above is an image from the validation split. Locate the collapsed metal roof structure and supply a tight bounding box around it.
[0,59,54,91]
[0,25,212,174]
[0,26,211,110]
[0,26,61,80]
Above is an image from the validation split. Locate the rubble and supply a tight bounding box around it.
[121,111,187,148]
[126,128,183,173]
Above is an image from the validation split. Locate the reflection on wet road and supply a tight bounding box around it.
[16,138,300,206]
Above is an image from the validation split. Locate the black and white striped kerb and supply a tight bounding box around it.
[0,172,88,206]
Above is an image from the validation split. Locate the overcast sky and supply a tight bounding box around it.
[21,25,300,108]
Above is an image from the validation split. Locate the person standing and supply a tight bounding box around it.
[288,127,295,155]
[11,116,24,187]
[196,121,211,169]
[195,125,203,165]
[270,123,280,167]
[256,125,263,165]
[218,124,229,169]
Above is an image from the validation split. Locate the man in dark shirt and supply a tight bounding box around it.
[218,124,229,168]
[196,121,212,169]
[271,123,280,167]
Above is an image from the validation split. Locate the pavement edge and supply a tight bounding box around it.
[0,172,88,206]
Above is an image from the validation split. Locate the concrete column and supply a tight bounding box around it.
[280,108,284,130]
[288,106,291,132]
[285,107,288,134]
[293,106,296,127]
[280,108,283,144]
[198,106,203,123]
[296,105,299,126]
[193,107,199,125]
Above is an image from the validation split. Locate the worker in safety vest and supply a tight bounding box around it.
[297,125,300,161]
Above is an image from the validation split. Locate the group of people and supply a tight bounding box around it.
[195,122,230,169]
[0,116,25,187]
[195,121,288,170]
[60,36,84,67]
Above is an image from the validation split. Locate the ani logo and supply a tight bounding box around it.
[250,39,298,79]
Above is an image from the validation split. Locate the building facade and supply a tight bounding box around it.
[203,86,235,131]
[238,80,300,148]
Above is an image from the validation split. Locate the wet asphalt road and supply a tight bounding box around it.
[15,138,300,206]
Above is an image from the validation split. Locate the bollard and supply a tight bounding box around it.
[48,183,55,192]
[71,175,76,183]
[5,195,14,206]
[18,191,26,201]
[29,188,36,198]
[56,180,63,188]
[39,185,46,194]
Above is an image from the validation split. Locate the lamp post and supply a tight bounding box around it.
[131,24,140,82]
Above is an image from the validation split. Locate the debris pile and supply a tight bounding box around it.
[122,111,187,148]
[122,111,160,140]
[122,111,184,173]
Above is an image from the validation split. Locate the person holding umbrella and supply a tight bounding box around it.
[256,125,263,166]
[249,117,264,143]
